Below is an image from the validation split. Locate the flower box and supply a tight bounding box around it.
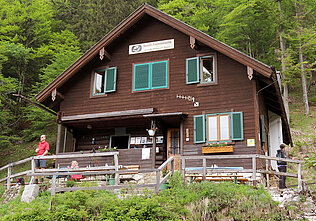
[202,146,234,154]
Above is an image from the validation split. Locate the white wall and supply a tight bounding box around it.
[268,111,283,170]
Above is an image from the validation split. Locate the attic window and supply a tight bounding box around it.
[93,67,117,96]
[186,55,216,84]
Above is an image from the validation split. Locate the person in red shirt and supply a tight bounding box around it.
[35,135,49,184]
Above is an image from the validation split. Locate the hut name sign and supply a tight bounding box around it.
[129,39,174,55]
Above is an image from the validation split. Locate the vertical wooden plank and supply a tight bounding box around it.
[152,134,156,169]
[56,123,62,154]
[252,157,257,187]
[51,175,56,196]
[7,165,11,190]
[182,158,186,183]
[62,127,67,153]
[155,170,160,193]
[265,154,270,190]
[114,154,119,186]
[31,158,35,184]
[180,120,184,155]
[202,158,206,181]
[298,163,302,191]
[170,158,174,175]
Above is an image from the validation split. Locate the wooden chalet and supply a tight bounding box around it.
[35,4,291,170]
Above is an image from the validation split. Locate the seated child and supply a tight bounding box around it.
[68,161,82,181]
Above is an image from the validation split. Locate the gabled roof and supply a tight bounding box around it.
[35,3,274,103]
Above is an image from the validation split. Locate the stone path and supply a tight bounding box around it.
[269,187,316,220]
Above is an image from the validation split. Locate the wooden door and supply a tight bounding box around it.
[167,128,181,170]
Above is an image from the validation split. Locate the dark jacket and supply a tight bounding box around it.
[276,149,287,165]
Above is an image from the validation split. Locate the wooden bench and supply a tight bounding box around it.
[119,165,140,175]
[186,175,248,184]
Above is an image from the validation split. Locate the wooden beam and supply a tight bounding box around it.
[62,108,154,121]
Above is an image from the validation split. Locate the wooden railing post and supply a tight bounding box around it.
[114,154,119,186]
[51,175,56,196]
[170,158,174,175]
[298,163,302,191]
[265,153,270,190]
[252,156,257,187]
[181,158,186,183]
[7,164,11,190]
[31,157,36,184]
[202,158,206,181]
[155,170,160,193]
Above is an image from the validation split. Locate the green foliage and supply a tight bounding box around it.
[0,180,295,220]
[305,153,316,168]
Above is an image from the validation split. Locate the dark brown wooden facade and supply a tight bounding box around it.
[36,4,291,169]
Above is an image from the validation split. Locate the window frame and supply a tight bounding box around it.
[92,66,117,97]
[186,54,217,85]
[133,60,169,92]
[206,113,230,142]
[193,112,243,144]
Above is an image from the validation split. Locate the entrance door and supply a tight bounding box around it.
[167,128,181,170]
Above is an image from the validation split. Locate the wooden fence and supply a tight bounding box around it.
[181,154,304,190]
[0,152,174,195]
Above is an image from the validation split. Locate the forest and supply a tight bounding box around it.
[0,0,315,148]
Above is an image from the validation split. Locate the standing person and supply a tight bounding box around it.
[35,135,49,184]
[276,144,287,189]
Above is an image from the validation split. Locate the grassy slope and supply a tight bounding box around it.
[287,87,316,191]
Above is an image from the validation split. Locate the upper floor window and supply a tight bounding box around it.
[194,112,243,144]
[93,67,117,96]
[186,55,216,84]
[133,60,168,92]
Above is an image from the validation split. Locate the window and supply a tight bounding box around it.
[194,112,243,144]
[133,60,168,91]
[93,67,117,96]
[186,55,216,84]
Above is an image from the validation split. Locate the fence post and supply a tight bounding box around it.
[30,157,36,184]
[298,163,302,191]
[265,153,270,190]
[181,158,186,183]
[155,170,160,193]
[202,158,206,181]
[114,154,119,186]
[7,164,11,190]
[252,157,257,187]
[170,158,174,175]
[51,175,56,196]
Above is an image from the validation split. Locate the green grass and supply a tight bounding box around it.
[0,175,296,221]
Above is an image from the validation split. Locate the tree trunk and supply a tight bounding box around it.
[278,0,290,123]
[299,42,310,115]
[296,3,310,116]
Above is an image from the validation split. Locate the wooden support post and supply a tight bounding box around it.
[252,157,257,187]
[180,120,184,155]
[51,175,56,196]
[265,154,270,190]
[298,163,302,191]
[202,158,206,181]
[152,134,156,169]
[181,158,186,183]
[7,165,11,190]
[114,154,119,186]
[56,123,62,154]
[31,158,35,184]
[155,170,160,193]
[170,158,174,175]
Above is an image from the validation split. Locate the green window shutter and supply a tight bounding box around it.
[152,61,168,89]
[231,112,244,140]
[261,115,265,143]
[194,115,205,143]
[105,67,116,93]
[186,57,199,84]
[134,64,149,91]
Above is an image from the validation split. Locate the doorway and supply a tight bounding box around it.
[167,128,181,170]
